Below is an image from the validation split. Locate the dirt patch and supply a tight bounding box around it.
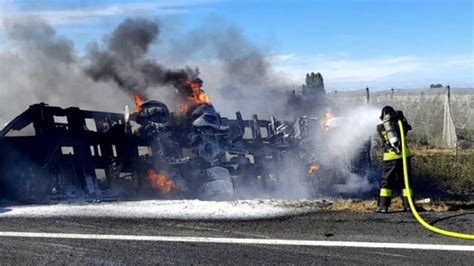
[326,198,474,212]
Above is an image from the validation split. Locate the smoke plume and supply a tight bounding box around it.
[0,17,130,125]
[84,18,198,96]
[0,16,289,125]
[155,21,291,118]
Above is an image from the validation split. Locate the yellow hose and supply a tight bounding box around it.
[398,120,474,240]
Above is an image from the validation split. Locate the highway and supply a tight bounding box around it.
[0,205,472,264]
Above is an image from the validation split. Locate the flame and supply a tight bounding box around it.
[188,80,210,105]
[147,169,178,193]
[177,79,211,116]
[307,164,320,174]
[320,112,333,133]
[177,103,189,115]
[132,94,144,113]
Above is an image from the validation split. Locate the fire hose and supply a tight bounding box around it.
[398,120,474,240]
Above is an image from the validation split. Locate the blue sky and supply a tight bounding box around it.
[0,0,472,89]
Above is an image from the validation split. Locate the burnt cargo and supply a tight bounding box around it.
[0,102,372,202]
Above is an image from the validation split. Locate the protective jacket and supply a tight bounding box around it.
[376,110,413,161]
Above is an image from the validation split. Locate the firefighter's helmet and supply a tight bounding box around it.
[380,105,395,120]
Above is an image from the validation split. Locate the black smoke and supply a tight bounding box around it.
[84,18,199,95]
[0,16,291,125]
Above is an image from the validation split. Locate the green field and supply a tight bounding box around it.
[371,148,473,199]
[411,148,473,197]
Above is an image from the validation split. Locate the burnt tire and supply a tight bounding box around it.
[198,167,233,201]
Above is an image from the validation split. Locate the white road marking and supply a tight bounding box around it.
[0,231,472,251]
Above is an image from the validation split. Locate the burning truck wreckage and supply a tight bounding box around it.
[0,74,373,203]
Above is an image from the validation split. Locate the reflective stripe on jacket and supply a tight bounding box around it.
[383,148,413,161]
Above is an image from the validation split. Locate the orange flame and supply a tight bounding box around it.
[320,112,333,134]
[177,103,189,115]
[307,164,320,174]
[177,79,211,116]
[132,94,143,113]
[188,80,210,105]
[147,169,178,193]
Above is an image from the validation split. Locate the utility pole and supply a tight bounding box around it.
[366,87,370,105]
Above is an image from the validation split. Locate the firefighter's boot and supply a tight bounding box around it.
[375,196,391,213]
[375,188,392,213]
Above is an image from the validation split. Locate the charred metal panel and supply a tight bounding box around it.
[0,103,152,201]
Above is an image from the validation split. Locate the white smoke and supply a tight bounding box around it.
[314,106,380,196]
[231,106,381,200]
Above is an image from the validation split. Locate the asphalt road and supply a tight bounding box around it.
[0,210,472,264]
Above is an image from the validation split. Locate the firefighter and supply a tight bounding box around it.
[375,106,414,213]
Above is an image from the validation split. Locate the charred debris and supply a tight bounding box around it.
[0,74,372,202]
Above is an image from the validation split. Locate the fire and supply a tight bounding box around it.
[177,103,189,115]
[147,169,178,193]
[177,78,211,116]
[188,80,210,105]
[320,112,333,133]
[307,164,320,174]
[132,94,144,113]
